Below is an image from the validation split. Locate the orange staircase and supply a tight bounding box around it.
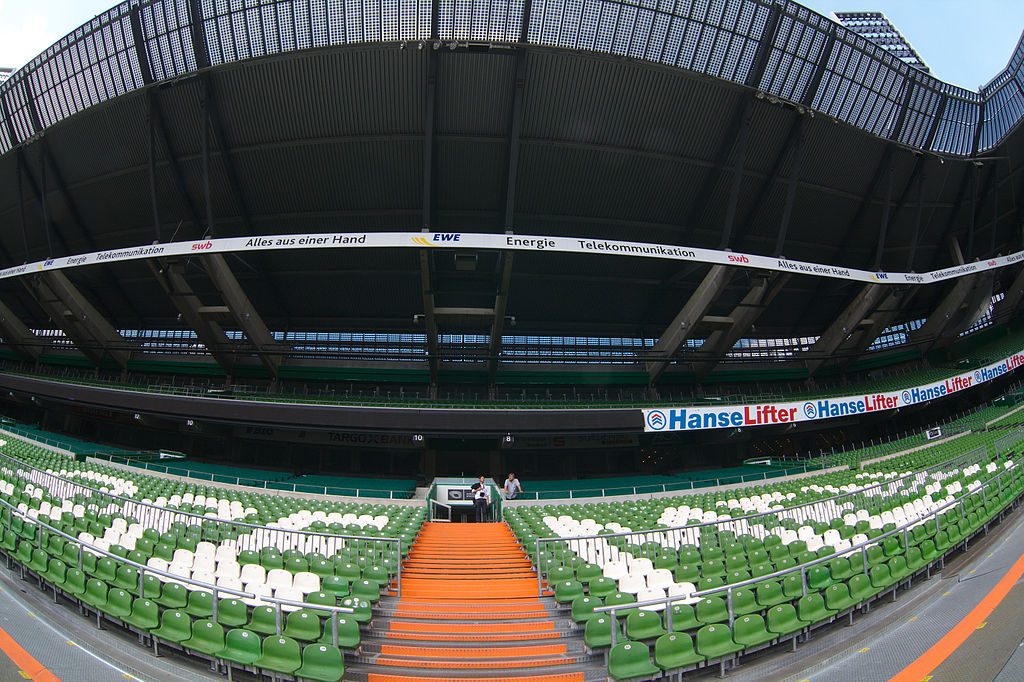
[356,522,599,682]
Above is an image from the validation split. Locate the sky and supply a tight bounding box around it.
[0,0,1022,91]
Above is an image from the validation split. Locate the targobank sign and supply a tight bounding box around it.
[643,351,1024,432]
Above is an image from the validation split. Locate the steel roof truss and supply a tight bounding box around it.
[647,264,732,384]
[201,253,281,378]
[24,271,129,369]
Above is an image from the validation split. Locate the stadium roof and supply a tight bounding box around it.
[0,0,1021,385]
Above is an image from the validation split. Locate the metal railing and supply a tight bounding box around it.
[0,494,360,649]
[593,455,1024,644]
[428,500,452,522]
[99,455,415,500]
[0,451,404,595]
[530,439,1000,596]
[510,463,831,501]
[3,352,1024,413]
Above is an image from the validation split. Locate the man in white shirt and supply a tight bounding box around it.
[472,476,490,522]
[503,473,523,500]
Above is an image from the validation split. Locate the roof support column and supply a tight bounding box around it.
[15,150,30,261]
[149,90,203,231]
[419,45,440,394]
[201,254,281,378]
[647,265,733,384]
[200,78,214,236]
[914,239,990,352]
[719,97,754,249]
[0,300,42,361]
[873,160,895,270]
[23,271,129,369]
[147,94,161,243]
[148,259,237,374]
[906,169,926,271]
[487,251,514,389]
[806,283,887,376]
[774,121,806,256]
[487,49,529,389]
[419,249,440,391]
[994,266,1024,319]
[835,286,918,369]
[694,272,791,378]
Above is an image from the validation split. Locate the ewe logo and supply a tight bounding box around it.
[902,390,912,406]
[646,410,667,431]
[412,233,462,246]
[803,402,816,419]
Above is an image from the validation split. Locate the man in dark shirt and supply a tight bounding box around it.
[471,475,490,522]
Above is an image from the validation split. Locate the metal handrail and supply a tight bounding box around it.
[3,358,1022,412]
[593,456,1023,644]
[5,425,415,500]
[529,439,995,595]
[429,499,452,522]
[0,451,404,595]
[102,456,413,500]
[0,494,359,648]
[510,463,827,501]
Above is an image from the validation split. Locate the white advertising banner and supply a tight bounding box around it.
[2,231,1023,286]
[642,350,1024,432]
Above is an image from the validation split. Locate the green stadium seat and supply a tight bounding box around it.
[696,597,728,625]
[766,604,809,636]
[665,603,700,632]
[295,643,345,682]
[733,614,774,648]
[318,616,360,650]
[81,578,109,610]
[249,606,280,635]
[796,593,835,624]
[102,588,134,620]
[824,582,859,613]
[625,610,666,641]
[584,615,614,649]
[283,610,322,642]
[554,580,584,603]
[183,619,226,656]
[571,596,602,623]
[255,636,302,675]
[185,590,214,618]
[695,623,743,660]
[152,610,192,645]
[608,641,661,681]
[653,632,705,672]
[156,583,188,609]
[220,629,262,666]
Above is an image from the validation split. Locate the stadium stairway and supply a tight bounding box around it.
[348,522,605,681]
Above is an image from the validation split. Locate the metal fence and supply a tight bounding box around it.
[0,0,1021,159]
[531,439,997,596]
[0,451,404,595]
